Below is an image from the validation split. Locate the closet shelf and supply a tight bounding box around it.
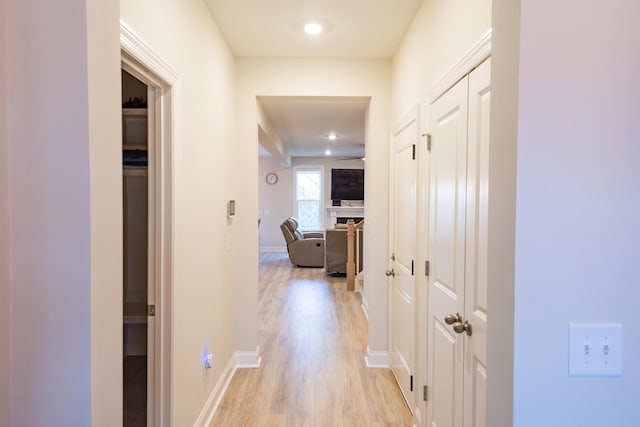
[123,166,148,177]
[123,144,147,150]
[123,302,148,324]
[122,108,148,116]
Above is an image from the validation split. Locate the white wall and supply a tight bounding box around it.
[258,155,294,250]
[259,156,365,250]
[0,0,10,424]
[87,0,123,425]
[257,104,289,165]
[390,0,492,422]
[121,0,237,425]
[236,57,391,357]
[486,2,518,426]
[5,0,120,425]
[3,0,236,425]
[391,0,492,123]
[495,1,640,426]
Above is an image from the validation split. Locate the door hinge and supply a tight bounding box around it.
[412,144,416,160]
[410,375,414,392]
[423,385,428,401]
[425,260,430,276]
[147,305,156,317]
[391,252,396,261]
[411,260,414,276]
[427,133,432,152]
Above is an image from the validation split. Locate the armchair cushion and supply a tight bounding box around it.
[288,238,325,267]
[302,232,324,238]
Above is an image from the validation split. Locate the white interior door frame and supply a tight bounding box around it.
[121,20,179,427]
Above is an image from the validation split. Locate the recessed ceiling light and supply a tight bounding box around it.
[325,149,332,156]
[304,22,323,35]
[328,133,337,140]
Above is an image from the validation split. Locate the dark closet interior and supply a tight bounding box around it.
[122,69,149,427]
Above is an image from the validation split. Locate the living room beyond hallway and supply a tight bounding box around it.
[210,252,411,426]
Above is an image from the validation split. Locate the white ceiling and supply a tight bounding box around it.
[205,0,423,58]
[258,97,368,158]
[206,0,423,158]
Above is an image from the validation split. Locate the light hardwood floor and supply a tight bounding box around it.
[210,252,413,427]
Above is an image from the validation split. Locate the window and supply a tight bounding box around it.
[294,167,323,231]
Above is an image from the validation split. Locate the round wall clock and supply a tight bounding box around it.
[266,172,278,185]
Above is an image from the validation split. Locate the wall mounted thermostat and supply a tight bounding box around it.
[227,200,236,217]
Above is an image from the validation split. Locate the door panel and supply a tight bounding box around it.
[427,76,469,427]
[431,320,462,427]
[390,111,418,410]
[463,58,491,427]
[471,360,487,427]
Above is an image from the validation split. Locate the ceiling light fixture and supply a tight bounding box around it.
[304,22,323,35]
[328,133,337,140]
[325,149,332,156]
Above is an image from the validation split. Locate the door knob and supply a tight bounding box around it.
[453,320,473,336]
[444,313,462,325]
[385,269,395,277]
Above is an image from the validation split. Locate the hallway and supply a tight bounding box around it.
[211,252,412,426]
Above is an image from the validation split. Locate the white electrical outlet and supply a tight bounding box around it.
[569,323,622,376]
[204,353,213,369]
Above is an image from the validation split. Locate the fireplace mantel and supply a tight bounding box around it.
[327,206,364,227]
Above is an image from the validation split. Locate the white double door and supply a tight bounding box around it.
[427,58,491,427]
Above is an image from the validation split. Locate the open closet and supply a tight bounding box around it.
[122,69,151,427]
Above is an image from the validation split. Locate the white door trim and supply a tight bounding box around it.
[422,29,492,111]
[120,22,179,86]
[121,20,178,427]
[422,28,491,144]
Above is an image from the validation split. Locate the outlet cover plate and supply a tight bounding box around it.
[569,323,622,377]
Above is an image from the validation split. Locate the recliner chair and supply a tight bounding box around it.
[280,217,325,267]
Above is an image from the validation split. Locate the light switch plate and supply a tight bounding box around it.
[569,323,622,376]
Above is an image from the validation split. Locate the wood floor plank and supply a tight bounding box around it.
[210,252,412,426]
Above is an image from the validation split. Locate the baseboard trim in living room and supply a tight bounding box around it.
[360,294,370,322]
[235,346,262,368]
[258,246,287,253]
[364,346,389,368]
[193,354,236,427]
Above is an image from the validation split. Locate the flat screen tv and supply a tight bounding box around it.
[331,168,364,201]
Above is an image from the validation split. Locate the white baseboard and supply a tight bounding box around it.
[193,347,262,426]
[193,354,236,427]
[364,346,389,368]
[259,246,287,253]
[235,346,262,368]
[413,406,423,427]
[360,295,369,322]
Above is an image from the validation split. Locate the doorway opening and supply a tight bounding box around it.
[121,69,150,427]
[256,96,368,259]
[121,23,177,425]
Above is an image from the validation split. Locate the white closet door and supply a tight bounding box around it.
[390,110,419,410]
[426,57,491,427]
[427,75,469,427]
[463,57,491,427]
